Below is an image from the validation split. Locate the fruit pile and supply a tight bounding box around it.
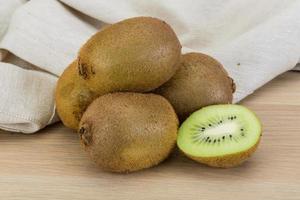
[55,17,262,173]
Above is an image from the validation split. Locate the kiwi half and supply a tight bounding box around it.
[78,92,178,173]
[177,104,262,168]
[155,52,235,120]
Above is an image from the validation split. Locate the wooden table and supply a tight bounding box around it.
[1,71,300,200]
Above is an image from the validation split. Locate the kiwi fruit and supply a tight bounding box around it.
[55,61,99,129]
[56,17,181,130]
[177,104,262,168]
[78,92,178,173]
[78,17,181,93]
[155,52,235,120]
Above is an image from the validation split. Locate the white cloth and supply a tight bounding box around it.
[0,0,300,133]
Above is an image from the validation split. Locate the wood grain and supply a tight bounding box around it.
[1,71,300,200]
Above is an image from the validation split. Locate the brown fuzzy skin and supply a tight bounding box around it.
[185,139,261,168]
[57,17,181,129]
[55,61,98,129]
[78,17,181,93]
[78,92,179,173]
[155,53,235,120]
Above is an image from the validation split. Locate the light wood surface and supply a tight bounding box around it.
[1,71,300,200]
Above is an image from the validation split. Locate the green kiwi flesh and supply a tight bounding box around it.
[177,104,262,168]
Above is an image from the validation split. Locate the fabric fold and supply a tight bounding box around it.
[0,0,101,76]
[0,61,57,133]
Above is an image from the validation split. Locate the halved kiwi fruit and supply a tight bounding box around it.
[177,104,262,168]
[78,92,178,173]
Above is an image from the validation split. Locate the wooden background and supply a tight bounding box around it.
[1,71,300,200]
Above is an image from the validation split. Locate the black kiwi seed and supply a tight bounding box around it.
[192,115,244,146]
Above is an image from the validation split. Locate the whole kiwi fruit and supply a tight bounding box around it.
[78,17,181,93]
[155,52,236,120]
[55,61,99,129]
[56,17,181,129]
[78,92,179,173]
